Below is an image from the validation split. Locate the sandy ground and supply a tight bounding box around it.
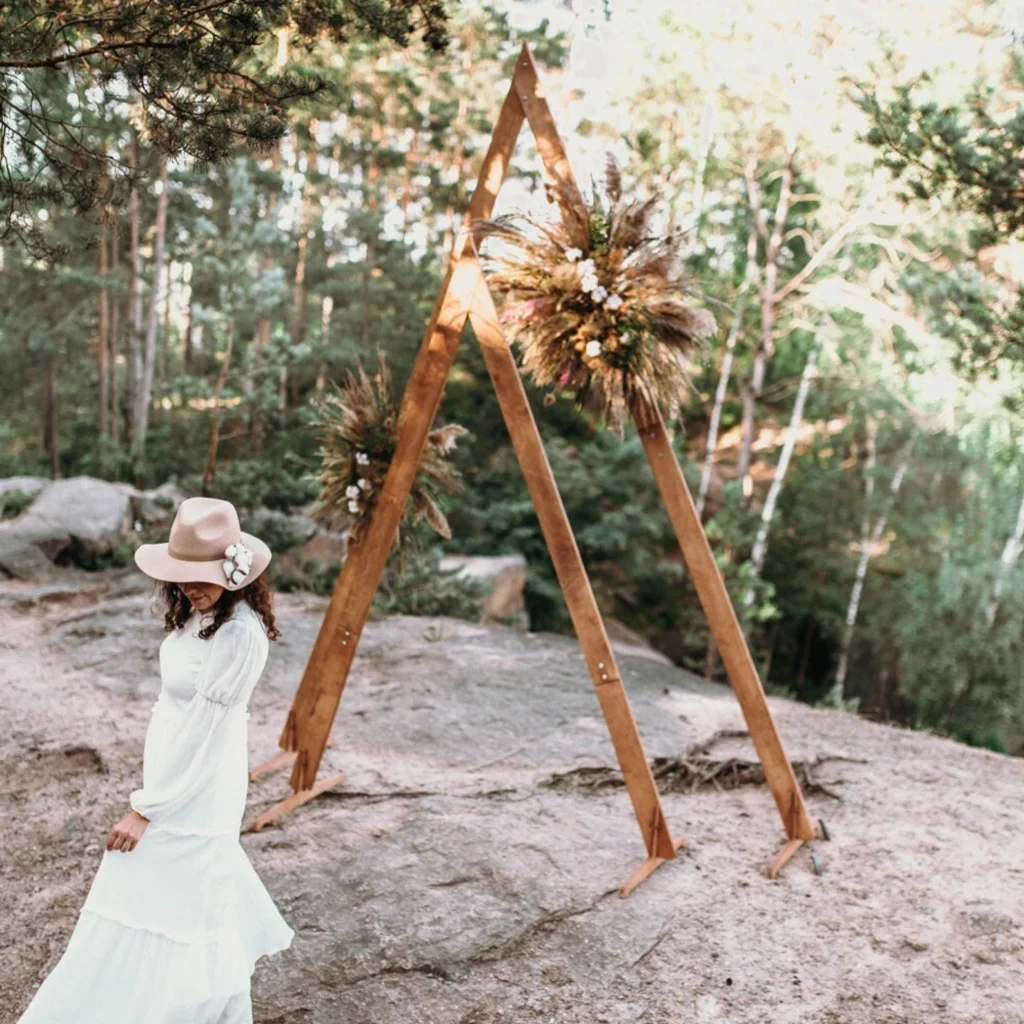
[1,567,1023,1024]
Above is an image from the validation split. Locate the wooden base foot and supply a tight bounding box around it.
[248,735,336,783]
[766,838,805,879]
[243,772,347,833]
[248,749,297,782]
[618,836,686,898]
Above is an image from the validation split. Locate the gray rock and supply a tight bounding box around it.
[250,507,320,547]
[6,476,133,557]
[0,476,48,501]
[439,554,528,628]
[0,535,58,581]
[134,481,187,526]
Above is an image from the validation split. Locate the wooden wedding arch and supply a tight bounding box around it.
[247,43,821,894]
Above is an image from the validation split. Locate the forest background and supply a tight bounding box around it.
[3,0,1024,754]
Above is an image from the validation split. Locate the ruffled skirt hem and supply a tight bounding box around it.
[15,829,295,1024]
[16,905,293,1024]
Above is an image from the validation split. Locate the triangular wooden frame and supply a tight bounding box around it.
[247,43,820,894]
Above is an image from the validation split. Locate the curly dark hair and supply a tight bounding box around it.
[157,573,281,641]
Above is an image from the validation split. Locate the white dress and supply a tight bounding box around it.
[16,600,295,1024]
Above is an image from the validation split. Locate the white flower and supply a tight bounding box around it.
[580,274,599,294]
[585,340,603,358]
[355,451,370,465]
[357,478,370,491]
[592,285,609,303]
[564,247,583,262]
[222,541,253,585]
[345,484,361,499]
[605,293,624,311]
[578,258,596,276]
[347,499,361,514]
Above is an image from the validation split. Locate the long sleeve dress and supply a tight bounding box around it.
[16,600,295,1024]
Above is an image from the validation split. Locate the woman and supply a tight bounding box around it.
[17,496,295,1024]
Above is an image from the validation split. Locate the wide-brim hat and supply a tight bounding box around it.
[134,496,272,591]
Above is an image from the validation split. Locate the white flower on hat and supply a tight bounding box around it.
[345,484,361,499]
[592,285,609,303]
[578,258,596,276]
[580,274,599,294]
[585,340,603,358]
[347,499,361,514]
[357,478,370,491]
[222,541,253,586]
[605,293,624,311]
[564,247,583,262]
[355,451,370,465]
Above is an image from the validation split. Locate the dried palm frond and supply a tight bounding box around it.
[311,352,468,549]
[474,153,718,437]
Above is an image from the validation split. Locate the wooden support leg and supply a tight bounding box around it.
[256,84,530,820]
[631,395,817,845]
[468,263,679,866]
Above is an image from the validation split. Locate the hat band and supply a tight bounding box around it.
[168,537,241,561]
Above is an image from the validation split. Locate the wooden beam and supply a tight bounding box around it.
[630,394,817,843]
[468,261,677,862]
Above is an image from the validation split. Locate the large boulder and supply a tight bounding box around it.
[0,477,49,502]
[439,553,528,628]
[5,476,133,558]
[133,481,187,526]
[0,534,59,580]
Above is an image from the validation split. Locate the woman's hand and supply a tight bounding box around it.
[106,810,149,853]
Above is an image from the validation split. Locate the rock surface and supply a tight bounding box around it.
[1,570,1022,1024]
[0,476,133,558]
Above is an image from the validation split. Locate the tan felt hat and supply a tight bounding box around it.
[134,496,271,591]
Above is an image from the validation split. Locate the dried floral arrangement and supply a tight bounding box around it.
[311,354,468,549]
[476,156,717,437]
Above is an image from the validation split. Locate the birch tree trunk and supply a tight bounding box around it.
[132,158,169,468]
[829,433,917,705]
[737,149,796,500]
[984,490,1024,628]
[741,340,820,607]
[696,228,758,520]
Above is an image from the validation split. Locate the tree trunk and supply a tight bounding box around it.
[109,221,121,449]
[97,227,110,473]
[742,339,820,607]
[316,294,333,390]
[696,229,758,520]
[132,158,169,472]
[829,433,916,705]
[127,137,145,449]
[736,150,796,500]
[44,354,60,478]
[984,490,1024,628]
[202,321,234,493]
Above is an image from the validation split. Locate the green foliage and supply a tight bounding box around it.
[0,489,35,519]
[0,0,450,255]
[372,545,487,620]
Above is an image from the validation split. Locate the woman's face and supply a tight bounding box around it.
[178,581,226,611]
